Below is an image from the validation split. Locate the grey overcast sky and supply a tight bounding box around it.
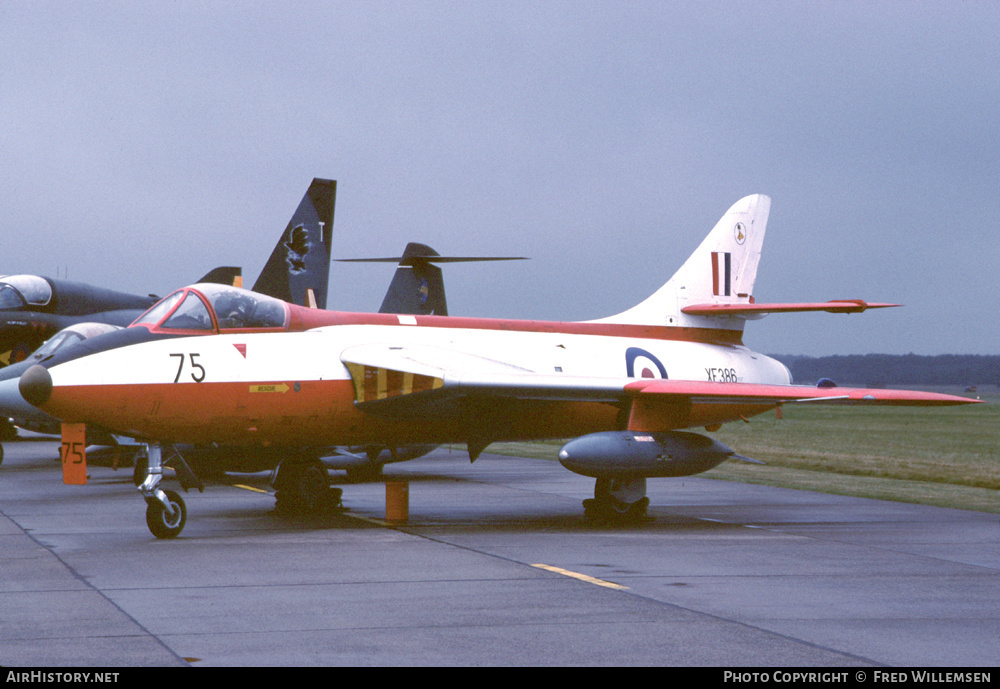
[2,1,998,356]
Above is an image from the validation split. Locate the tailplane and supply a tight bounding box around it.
[379,243,449,315]
[252,179,336,309]
[339,243,526,316]
[596,194,771,329]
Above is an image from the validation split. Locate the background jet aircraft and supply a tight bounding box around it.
[17,193,979,538]
[0,273,181,366]
[0,178,335,367]
[250,178,335,310]
[338,242,525,316]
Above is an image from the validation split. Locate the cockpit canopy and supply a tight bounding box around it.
[131,284,289,333]
[0,275,53,310]
[29,323,123,363]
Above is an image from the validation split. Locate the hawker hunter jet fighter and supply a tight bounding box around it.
[19,194,979,538]
[0,178,335,443]
[0,236,519,481]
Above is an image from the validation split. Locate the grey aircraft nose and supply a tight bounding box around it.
[18,364,53,409]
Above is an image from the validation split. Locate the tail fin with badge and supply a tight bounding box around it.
[252,178,336,309]
[595,194,897,331]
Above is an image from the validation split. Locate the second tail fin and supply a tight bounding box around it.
[377,243,449,315]
[197,266,243,288]
[339,243,527,316]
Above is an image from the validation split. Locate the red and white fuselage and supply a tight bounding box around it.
[32,313,791,446]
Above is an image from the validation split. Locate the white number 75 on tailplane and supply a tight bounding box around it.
[19,194,979,537]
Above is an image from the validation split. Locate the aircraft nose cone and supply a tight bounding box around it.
[19,365,53,408]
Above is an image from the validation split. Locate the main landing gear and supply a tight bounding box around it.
[582,477,651,524]
[271,458,344,515]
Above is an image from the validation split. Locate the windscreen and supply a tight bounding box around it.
[161,292,214,331]
[0,285,26,310]
[131,290,184,327]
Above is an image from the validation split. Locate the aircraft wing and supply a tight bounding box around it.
[341,344,627,418]
[681,300,900,316]
[341,344,979,422]
[623,379,976,406]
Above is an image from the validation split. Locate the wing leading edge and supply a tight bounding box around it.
[624,379,977,406]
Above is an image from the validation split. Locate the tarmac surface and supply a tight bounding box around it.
[1,439,998,667]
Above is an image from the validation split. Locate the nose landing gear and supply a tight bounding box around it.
[137,444,201,539]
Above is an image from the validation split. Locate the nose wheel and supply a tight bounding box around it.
[137,444,197,539]
[145,489,187,539]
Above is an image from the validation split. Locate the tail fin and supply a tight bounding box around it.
[338,244,526,316]
[197,266,243,288]
[378,243,449,315]
[252,179,336,309]
[597,194,770,329]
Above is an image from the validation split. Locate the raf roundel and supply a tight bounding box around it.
[625,347,668,379]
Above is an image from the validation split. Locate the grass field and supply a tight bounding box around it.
[486,387,999,513]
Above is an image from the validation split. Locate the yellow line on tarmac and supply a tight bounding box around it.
[233,484,271,494]
[531,564,629,591]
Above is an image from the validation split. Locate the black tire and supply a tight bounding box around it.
[297,463,330,511]
[594,478,611,500]
[272,490,294,514]
[145,490,187,539]
[585,480,651,524]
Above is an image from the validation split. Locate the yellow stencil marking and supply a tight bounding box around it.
[249,383,289,393]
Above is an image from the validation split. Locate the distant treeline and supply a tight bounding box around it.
[770,354,1000,387]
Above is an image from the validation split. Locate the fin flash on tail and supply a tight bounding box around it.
[596,194,771,330]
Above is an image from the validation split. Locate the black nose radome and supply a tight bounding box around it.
[19,365,53,408]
